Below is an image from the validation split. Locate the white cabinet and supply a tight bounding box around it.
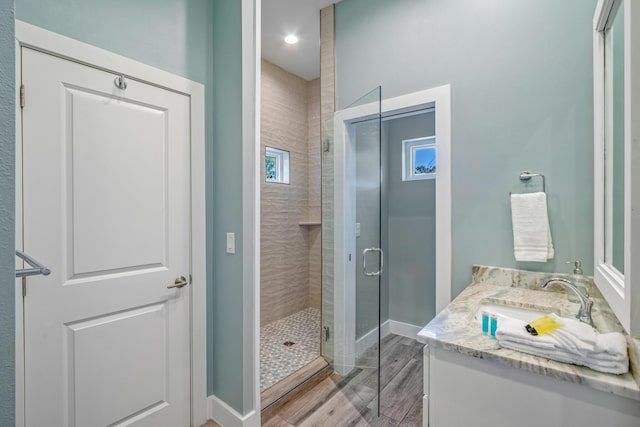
[423,346,640,427]
[422,345,430,425]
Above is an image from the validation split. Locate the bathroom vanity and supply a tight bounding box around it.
[417,266,640,427]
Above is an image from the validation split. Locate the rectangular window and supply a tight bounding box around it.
[402,136,436,181]
[265,146,290,184]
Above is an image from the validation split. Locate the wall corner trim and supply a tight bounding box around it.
[241,0,261,420]
[208,395,260,427]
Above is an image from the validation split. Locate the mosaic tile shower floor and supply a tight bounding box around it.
[260,307,321,391]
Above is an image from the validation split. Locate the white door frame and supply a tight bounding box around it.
[14,21,207,427]
[333,86,453,374]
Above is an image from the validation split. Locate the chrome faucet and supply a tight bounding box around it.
[540,278,594,326]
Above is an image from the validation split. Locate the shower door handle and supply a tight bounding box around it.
[362,247,384,277]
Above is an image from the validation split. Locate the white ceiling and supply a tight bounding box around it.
[262,0,338,81]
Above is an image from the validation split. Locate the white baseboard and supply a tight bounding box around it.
[388,319,423,339]
[355,319,422,358]
[355,320,391,358]
[207,395,260,427]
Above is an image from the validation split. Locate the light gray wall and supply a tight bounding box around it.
[0,1,15,425]
[354,112,437,334]
[387,113,436,327]
[16,0,247,414]
[355,121,383,338]
[336,0,596,299]
[380,122,390,327]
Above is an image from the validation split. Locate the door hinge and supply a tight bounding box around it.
[189,274,192,284]
[323,326,330,342]
[20,84,25,108]
[22,277,27,297]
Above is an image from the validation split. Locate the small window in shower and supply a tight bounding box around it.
[265,146,290,184]
[402,136,436,181]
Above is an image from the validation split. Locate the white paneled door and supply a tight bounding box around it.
[20,47,191,427]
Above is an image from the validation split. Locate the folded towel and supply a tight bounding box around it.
[550,313,597,345]
[547,314,597,356]
[511,192,554,262]
[495,316,629,374]
[594,332,629,359]
[585,358,628,375]
[494,314,595,353]
[494,316,557,350]
[499,339,628,374]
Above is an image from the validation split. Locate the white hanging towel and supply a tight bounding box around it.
[510,192,554,262]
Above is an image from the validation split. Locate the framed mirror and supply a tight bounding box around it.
[593,0,640,334]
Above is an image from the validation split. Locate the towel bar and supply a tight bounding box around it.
[518,171,546,192]
[510,170,546,196]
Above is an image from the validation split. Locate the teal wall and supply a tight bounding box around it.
[210,0,245,413]
[17,0,210,84]
[336,0,596,299]
[0,1,15,425]
[16,0,247,415]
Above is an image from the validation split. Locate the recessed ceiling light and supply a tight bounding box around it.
[284,34,299,45]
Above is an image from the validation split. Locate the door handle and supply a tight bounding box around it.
[167,276,189,289]
[362,247,384,277]
[15,250,51,278]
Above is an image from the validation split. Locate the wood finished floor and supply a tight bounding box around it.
[203,334,423,427]
[262,334,423,426]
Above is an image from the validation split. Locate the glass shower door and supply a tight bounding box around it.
[322,87,382,417]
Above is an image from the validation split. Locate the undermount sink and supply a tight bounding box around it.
[474,302,553,323]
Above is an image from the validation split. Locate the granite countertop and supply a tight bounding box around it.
[417,265,640,401]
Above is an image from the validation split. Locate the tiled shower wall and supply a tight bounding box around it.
[307,78,322,310]
[261,59,321,326]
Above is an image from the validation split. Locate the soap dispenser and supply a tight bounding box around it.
[566,260,589,302]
